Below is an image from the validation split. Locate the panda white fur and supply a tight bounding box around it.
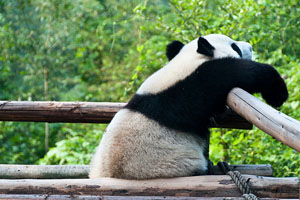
[89,34,288,179]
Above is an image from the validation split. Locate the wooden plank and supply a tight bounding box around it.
[0,101,252,129]
[0,175,298,198]
[0,164,273,179]
[0,194,292,200]
[227,88,300,152]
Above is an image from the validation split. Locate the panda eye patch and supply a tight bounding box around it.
[231,43,243,58]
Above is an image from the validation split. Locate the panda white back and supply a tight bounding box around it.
[90,34,287,179]
[137,34,252,95]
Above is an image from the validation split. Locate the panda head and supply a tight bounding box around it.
[166,34,253,61]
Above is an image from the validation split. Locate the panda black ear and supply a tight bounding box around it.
[166,40,184,61]
[197,37,215,57]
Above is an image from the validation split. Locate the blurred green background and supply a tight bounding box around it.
[0,0,299,177]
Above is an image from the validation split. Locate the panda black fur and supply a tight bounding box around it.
[89,34,288,179]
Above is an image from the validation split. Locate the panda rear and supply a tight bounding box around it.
[89,34,288,179]
[90,109,208,179]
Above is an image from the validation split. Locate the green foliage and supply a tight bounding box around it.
[0,122,45,164]
[210,128,300,177]
[39,124,105,165]
[0,0,299,177]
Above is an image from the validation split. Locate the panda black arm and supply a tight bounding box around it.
[126,58,288,135]
[197,58,288,108]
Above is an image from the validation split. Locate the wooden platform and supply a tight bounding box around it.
[0,175,298,199]
[0,194,299,200]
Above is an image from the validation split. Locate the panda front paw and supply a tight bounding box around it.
[261,74,288,108]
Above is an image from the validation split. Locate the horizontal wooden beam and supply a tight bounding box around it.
[0,165,89,179]
[0,101,252,129]
[0,194,292,200]
[0,164,273,179]
[227,88,300,152]
[0,175,298,198]
[0,101,124,124]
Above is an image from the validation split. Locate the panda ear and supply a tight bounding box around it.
[197,37,215,57]
[166,40,184,61]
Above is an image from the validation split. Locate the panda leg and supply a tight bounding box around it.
[217,161,232,174]
[206,161,232,175]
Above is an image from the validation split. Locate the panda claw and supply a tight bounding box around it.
[207,160,214,175]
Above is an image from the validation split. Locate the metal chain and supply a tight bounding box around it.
[226,170,260,200]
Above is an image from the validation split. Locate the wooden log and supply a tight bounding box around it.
[211,164,273,176]
[0,164,273,179]
[0,101,125,124]
[0,165,89,179]
[0,194,291,200]
[0,175,298,198]
[0,101,252,129]
[227,88,300,152]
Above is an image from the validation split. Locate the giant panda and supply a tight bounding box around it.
[89,34,288,179]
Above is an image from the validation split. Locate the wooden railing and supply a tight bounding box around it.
[0,88,299,199]
[0,87,299,152]
[0,101,252,129]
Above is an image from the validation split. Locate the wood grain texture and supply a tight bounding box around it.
[0,164,273,179]
[0,101,252,129]
[0,175,298,198]
[227,88,300,152]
